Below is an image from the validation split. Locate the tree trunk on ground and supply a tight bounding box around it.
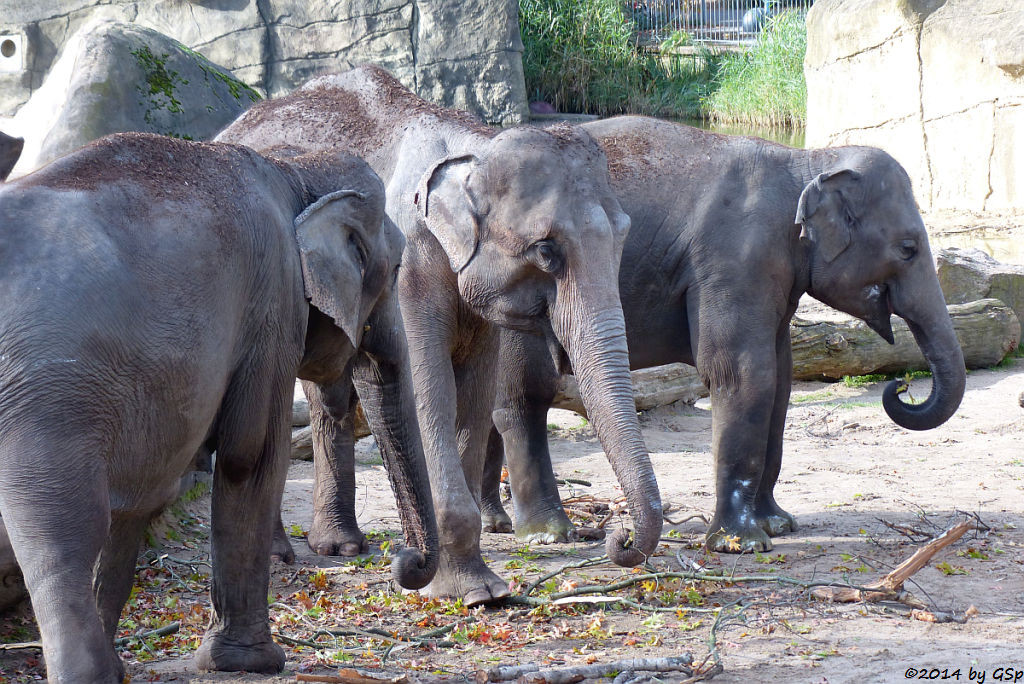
[550,298,1019,418]
[791,298,1019,380]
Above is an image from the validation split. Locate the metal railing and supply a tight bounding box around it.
[626,0,814,47]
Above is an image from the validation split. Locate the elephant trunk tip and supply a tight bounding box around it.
[881,373,964,432]
[605,523,661,568]
[390,547,437,590]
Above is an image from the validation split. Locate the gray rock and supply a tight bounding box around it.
[4,20,260,175]
[0,0,527,137]
[806,0,1024,212]
[937,247,1024,325]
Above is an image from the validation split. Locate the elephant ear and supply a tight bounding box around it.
[415,154,480,273]
[0,133,23,181]
[795,169,862,263]
[295,189,370,346]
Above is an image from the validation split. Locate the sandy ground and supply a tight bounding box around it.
[4,359,1024,683]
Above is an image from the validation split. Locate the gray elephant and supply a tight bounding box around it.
[481,115,966,552]
[217,65,663,605]
[0,132,438,682]
[0,130,23,180]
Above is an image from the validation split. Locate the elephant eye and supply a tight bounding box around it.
[348,232,367,274]
[897,239,918,261]
[529,239,563,274]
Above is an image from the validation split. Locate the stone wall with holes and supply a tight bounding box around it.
[805,0,1024,212]
[0,0,527,126]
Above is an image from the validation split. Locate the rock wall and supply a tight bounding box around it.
[805,0,1024,212]
[0,0,527,127]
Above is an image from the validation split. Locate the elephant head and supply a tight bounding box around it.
[796,148,966,430]
[417,125,662,566]
[0,131,23,181]
[290,151,439,589]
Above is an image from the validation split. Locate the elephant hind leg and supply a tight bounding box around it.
[94,513,152,641]
[479,427,512,534]
[492,329,572,544]
[0,434,123,682]
[193,363,293,675]
[302,376,369,558]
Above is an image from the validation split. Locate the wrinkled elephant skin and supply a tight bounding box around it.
[0,132,436,682]
[482,116,966,553]
[217,66,663,606]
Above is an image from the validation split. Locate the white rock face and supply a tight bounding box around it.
[0,0,527,138]
[1,21,260,175]
[805,0,1024,212]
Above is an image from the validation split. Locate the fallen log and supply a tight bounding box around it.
[550,299,1019,417]
[791,298,1019,380]
[290,299,1018,454]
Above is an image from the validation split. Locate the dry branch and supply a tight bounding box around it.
[811,519,974,603]
[476,655,695,683]
[295,670,410,684]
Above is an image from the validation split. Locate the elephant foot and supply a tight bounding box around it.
[271,524,295,564]
[755,499,798,537]
[194,628,285,674]
[480,502,513,534]
[307,521,368,557]
[421,555,510,607]
[515,512,576,544]
[705,516,773,553]
[514,500,576,544]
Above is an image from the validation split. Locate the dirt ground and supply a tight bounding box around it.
[3,210,1024,683]
[3,360,1024,683]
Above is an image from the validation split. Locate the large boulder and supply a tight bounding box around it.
[0,1,527,130]
[805,0,1024,212]
[937,247,1024,324]
[1,21,260,176]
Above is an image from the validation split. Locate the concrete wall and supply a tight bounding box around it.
[805,0,1024,212]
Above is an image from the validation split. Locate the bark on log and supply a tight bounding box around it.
[552,363,707,418]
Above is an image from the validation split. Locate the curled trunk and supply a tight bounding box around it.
[883,271,967,431]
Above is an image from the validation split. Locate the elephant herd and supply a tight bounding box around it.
[0,64,964,682]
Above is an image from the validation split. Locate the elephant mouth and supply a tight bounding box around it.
[863,284,895,344]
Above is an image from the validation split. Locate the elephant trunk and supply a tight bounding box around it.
[551,300,662,567]
[883,279,966,431]
[351,303,440,590]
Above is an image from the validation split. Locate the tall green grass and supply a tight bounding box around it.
[704,11,808,127]
[519,1,808,127]
[519,0,716,118]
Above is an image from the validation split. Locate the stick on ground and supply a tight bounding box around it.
[811,519,974,603]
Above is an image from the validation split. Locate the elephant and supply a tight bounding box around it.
[0,130,23,180]
[216,65,664,605]
[480,115,967,553]
[0,131,438,682]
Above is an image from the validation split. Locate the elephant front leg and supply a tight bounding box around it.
[698,323,779,553]
[490,329,573,543]
[414,331,509,605]
[302,375,369,557]
[753,325,798,537]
